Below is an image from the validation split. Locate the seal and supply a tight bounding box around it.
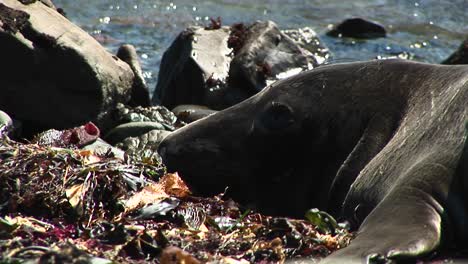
[157,59,468,263]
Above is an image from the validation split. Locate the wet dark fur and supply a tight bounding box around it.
[158,59,468,262]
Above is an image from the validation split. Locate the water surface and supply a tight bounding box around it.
[53,0,467,95]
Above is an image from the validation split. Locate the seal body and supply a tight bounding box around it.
[158,59,468,262]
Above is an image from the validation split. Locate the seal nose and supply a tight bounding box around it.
[157,139,169,163]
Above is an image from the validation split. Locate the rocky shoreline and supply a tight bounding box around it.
[0,0,467,263]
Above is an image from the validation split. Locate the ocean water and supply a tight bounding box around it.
[53,0,467,95]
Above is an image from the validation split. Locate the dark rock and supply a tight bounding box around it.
[0,110,22,139]
[0,110,12,128]
[282,27,330,65]
[228,21,319,95]
[152,26,232,109]
[172,104,217,123]
[18,0,36,5]
[0,0,134,135]
[327,17,387,39]
[39,0,56,9]
[442,38,468,65]
[154,21,328,111]
[0,110,13,136]
[19,0,63,15]
[117,44,151,107]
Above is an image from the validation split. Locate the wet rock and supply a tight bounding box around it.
[0,110,12,128]
[19,0,53,8]
[327,17,387,39]
[0,0,134,135]
[282,27,330,65]
[20,0,66,16]
[104,104,181,157]
[115,129,171,161]
[0,111,21,139]
[172,105,217,123]
[117,44,151,107]
[0,110,13,136]
[104,121,167,145]
[153,26,232,109]
[154,21,328,111]
[442,38,468,65]
[375,51,414,61]
[229,21,318,95]
[110,103,181,131]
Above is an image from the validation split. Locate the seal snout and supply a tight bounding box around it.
[158,132,222,170]
[157,137,173,166]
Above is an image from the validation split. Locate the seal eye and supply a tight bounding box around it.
[256,102,295,132]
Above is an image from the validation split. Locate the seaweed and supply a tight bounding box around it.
[0,135,352,263]
[205,17,222,30]
[228,23,248,55]
[0,3,30,34]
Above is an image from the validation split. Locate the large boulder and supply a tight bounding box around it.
[153,21,329,110]
[152,26,232,110]
[0,0,135,135]
[116,44,151,107]
[228,21,321,95]
[327,17,387,39]
[282,27,330,65]
[0,110,13,136]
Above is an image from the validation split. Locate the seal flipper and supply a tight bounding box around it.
[323,160,454,264]
[328,113,396,216]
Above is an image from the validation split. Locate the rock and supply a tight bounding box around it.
[0,110,13,136]
[117,44,151,107]
[153,26,232,109]
[82,138,125,160]
[20,0,67,17]
[0,110,13,128]
[228,21,318,95]
[327,17,387,39]
[282,27,330,65]
[110,103,181,131]
[19,0,54,9]
[154,21,328,110]
[104,121,167,145]
[172,105,217,123]
[116,129,171,161]
[0,0,134,135]
[0,110,22,139]
[442,38,468,65]
[104,103,183,145]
